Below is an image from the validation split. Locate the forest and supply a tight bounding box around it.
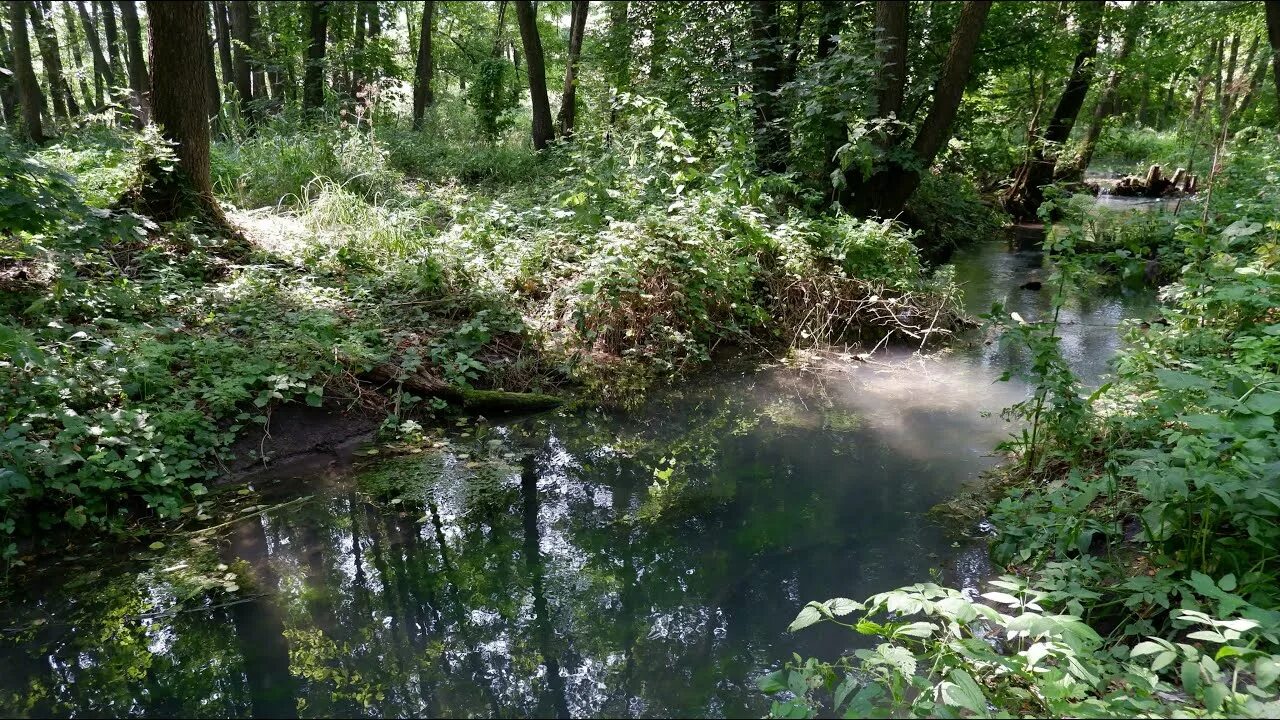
[2,0,1280,717]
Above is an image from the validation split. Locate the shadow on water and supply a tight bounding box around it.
[0,208,1159,718]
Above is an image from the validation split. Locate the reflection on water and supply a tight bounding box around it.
[0,234,1156,718]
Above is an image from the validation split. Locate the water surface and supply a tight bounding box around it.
[0,222,1159,718]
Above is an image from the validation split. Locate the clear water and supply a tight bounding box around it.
[0,225,1159,719]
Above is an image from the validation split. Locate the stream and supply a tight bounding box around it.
[0,201,1164,718]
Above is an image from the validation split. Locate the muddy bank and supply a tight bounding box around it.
[222,404,381,484]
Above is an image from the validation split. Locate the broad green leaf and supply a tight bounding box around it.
[788,605,822,633]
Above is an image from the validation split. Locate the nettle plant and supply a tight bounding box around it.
[762,580,1280,718]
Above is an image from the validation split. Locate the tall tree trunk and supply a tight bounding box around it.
[246,0,267,99]
[227,0,253,120]
[0,17,17,123]
[99,0,121,79]
[513,0,553,150]
[119,0,149,125]
[351,0,367,93]
[61,2,95,110]
[29,1,73,118]
[1071,1,1145,176]
[303,0,329,116]
[605,0,630,93]
[1221,33,1240,119]
[75,0,114,107]
[1234,46,1272,118]
[750,0,787,172]
[412,0,434,128]
[1003,0,1102,221]
[7,0,45,142]
[840,0,992,217]
[205,23,221,123]
[873,1,908,122]
[556,0,587,138]
[143,0,222,224]
[1266,1,1280,107]
[212,0,232,89]
[816,1,850,172]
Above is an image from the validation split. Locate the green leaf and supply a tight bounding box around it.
[940,669,989,717]
[788,605,823,633]
[826,598,863,616]
[148,541,165,550]
[1245,392,1280,415]
[833,675,859,711]
[756,670,787,693]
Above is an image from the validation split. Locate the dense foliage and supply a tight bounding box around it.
[3,0,1280,717]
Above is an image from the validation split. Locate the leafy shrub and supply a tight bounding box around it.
[905,172,1008,258]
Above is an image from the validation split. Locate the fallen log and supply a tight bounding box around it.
[366,365,563,413]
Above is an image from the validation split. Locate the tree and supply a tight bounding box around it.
[60,2,95,110]
[513,0,553,150]
[412,0,434,129]
[1071,2,1146,177]
[228,0,255,122]
[75,0,115,108]
[212,0,233,92]
[29,0,76,118]
[1267,1,1280,107]
[838,0,993,217]
[303,0,330,116]
[605,0,630,93]
[1003,0,1103,221]
[7,0,45,142]
[99,0,121,79]
[142,0,223,225]
[0,10,19,123]
[873,1,908,124]
[119,0,150,125]
[556,0,588,138]
[750,1,787,172]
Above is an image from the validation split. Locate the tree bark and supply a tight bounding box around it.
[839,0,991,217]
[1071,1,1144,176]
[99,0,121,78]
[143,0,222,224]
[750,0,788,172]
[816,1,850,172]
[412,0,434,128]
[874,1,908,122]
[1266,1,1280,107]
[119,0,149,125]
[513,0,553,150]
[29,1,74,118]
[61,2,95,110]
[76,0,114,107]
[246,1,267,100]
[556,0,588,138]
[205,20,221,123]
[1003,0,1101,221]
[303,0,329,116]
[605,0,630,93]
[0,17,17,123]
[7,0,45,142]
[212,0,232,89]
[228,0,254,121]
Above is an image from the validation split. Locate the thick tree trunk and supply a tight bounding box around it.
[228,0,254,121]
[1266,1,1280,107]
[99,0,121,78]
[29,1,73,118]
[61,2,95,110]
[143,0,222,224]
[75,0,114,107]
[605,0,630,93]
[816,1,850,171]
[840,0,991,218]
[513,0,553,150]
[0,18,17,123]
[750,0,787,172]
[412,0,434,128]
[1072,1,1145,176]
[212,0,232,89]
[556,0,587,138]
[303,0,329,115]
[8,0,45,142]
[873,1,908,122]
[205,25,220,123]
[1003,1,1101,221]
[119,0,149,125]
[246,1,267,100]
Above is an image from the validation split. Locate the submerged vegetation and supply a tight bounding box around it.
[2,0,1280,717]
